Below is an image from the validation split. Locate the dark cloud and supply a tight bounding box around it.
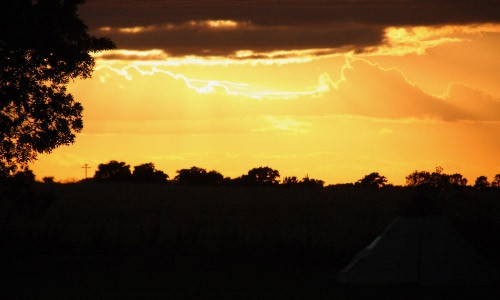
[80,0,500,56]
[104,24,383,56]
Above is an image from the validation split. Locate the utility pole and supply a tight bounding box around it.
[82,164,91,180]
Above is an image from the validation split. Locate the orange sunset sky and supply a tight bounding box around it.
[31,0,500,185]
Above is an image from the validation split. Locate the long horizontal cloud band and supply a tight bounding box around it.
[102,25,384,56]
[81,0,500,56]
[82,1,500,28]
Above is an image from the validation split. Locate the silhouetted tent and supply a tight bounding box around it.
[338,193,499,286]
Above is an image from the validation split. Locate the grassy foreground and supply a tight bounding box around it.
[1,183,499,299]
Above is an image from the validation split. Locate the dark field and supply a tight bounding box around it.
[1,183,500,299]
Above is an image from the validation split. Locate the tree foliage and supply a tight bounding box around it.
[405,167,468,189]
[282,175,324,188]
[42,176,55,184]
[474,176,490,190]
[174,166,224,186]
[132,163,169,183]
[238,167,280,186]
[94,161,132,182]
[300,176,325,188]
[448,173,468,188]
[12,167,37,188]
[0,0,114,175]
[356,172,387,189]
[282,176,300,186]
[406,170,433,187]
[492,174,500,188]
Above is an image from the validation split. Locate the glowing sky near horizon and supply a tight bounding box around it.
[30,1,500,184]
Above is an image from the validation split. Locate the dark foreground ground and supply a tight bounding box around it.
[1,183,499,299]
[4,259,500,299]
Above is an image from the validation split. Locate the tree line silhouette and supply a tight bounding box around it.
[405,166,500,190]
[3,161,499,190]
[7,161,491,190]
[90,161,323,188]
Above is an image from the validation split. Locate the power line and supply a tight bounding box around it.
[82,164,91,180]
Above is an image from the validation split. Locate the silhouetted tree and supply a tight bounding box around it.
[405,167,465,190]
[282,175,324,188]
[474,176,490,190]
[430,166,450,189]
[11,167,37,188]
[406,170,433,187]
[282,176,299,186]
[299,175,325,188]
[222,176,234,186]
[239,167,280,186]
[328,183,356,190]
[132,163,168,183]
[492,174,500,188]
[175,166,206,185]
[94,160,132,182]
[1,167,37,211]
[448,173,468,188]
[356,172,387,188]
[206,170,225,186]
[174,166,224,186]
[0,0,114,176]
[42,176,55,184]
[2,167,54,217]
